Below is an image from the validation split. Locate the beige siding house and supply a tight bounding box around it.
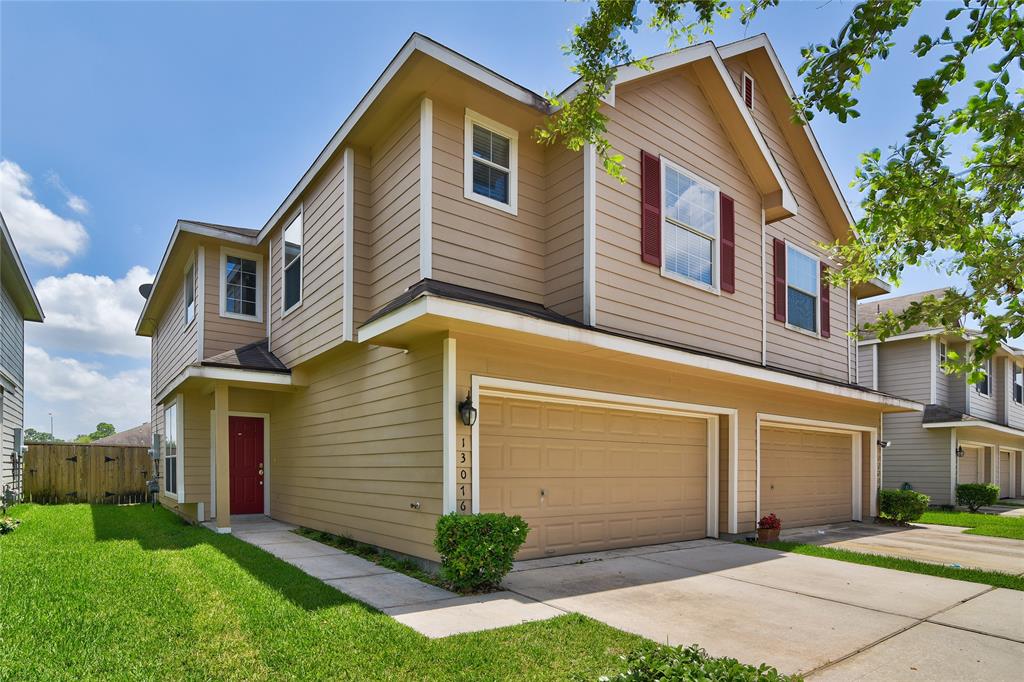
[0,212,44,499]
[136,33,920,563]
[858,290,1024,504]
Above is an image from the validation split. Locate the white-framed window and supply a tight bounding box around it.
[184,261,196,326]
[464,109,518,215]
[660,158,719,291]
[163,399,180,500]
[786,243,819,334]
[938,341,948,367]
[742,72,755,109]
[219,247,263,321]
[282,210,303,314]
[975,357,992,396]
[1013,363,1023,404]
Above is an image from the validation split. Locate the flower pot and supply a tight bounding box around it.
[757,527,780,543]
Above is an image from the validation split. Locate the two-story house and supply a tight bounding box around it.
[858,290,1024,505]
[0,211,45,499]
[135,33,919,562]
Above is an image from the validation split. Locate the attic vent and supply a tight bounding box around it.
[742,73,754,110]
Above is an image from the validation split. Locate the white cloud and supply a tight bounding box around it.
[24,346,150,439]
[0,159,89,266]
[46,171,89,215]
[26,266,154,358]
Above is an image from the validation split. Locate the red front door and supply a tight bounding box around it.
[229,416,264,514]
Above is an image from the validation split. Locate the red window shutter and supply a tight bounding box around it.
[719,193,735,293]
[773,238,786,322]
[640,151,661,266]
[820,261,831,338]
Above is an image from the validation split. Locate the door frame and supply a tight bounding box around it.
[958,439,994,485]
[210,411,271,519]
[469,375,738,538]
[756,413,879,524]
[999,448,1014,497]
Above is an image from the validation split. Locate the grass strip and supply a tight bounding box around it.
[918,510,1024,540]
[752,540,1024,591]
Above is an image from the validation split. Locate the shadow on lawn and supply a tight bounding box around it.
[89,504,361,613]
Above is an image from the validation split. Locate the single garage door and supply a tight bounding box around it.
[999,451,1011,498]
[958,446,981,484]
[760,426,853,527]
[479,394,709,559]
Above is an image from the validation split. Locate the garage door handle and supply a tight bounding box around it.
[540,489,545,498]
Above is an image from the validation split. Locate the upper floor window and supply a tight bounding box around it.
[184,262,196,326]
[786,244,819,333]
[975,357,992,396]
[464,110,518,215]
[661,159,718,290]
[283,212,302,313]
[163,402,178,497]
[220,248,263,321]
[938,341,948,367]
[1013,363,1023,404]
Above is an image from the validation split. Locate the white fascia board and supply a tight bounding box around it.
[255,34,547,244]
[923,420,1024,438]
[154,365,292,405]
[718,34,855,228]
[357,295,923,411]
[857,329,950,346]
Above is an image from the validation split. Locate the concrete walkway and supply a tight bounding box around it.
[224,515,561,637]
[780,521,1024,574]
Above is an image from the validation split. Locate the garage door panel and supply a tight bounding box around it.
[958,447,980,484]
[481,395,709,558]
[761,426,853,528]
[999,452,1011,497]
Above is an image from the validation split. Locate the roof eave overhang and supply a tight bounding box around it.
[154,364,295,405]
[0,211,44,322]
[358,294,921,413]
[923,420,1024,438]
[852,277,892,299]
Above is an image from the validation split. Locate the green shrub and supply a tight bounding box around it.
[434,512,529,592]
[956,483,999,512]
[878,489,930,523]
[0,516,20,535]
[601,643,796,681]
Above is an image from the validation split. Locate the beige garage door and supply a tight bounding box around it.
[479,394,709,559]
[760,426,853,527]
[958,446,981,484]
[999,451,1011,497]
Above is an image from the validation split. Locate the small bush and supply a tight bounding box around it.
[0,516,21,535]
[601,643,796,682]
[434,512,529,592]
[957,483,999,512]
[879,489,930,523]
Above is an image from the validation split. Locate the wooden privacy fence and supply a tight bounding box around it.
[23,443,152,504]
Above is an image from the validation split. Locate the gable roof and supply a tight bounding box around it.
[0,211,44,322]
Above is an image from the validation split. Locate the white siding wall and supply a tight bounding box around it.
[0,284,25,492]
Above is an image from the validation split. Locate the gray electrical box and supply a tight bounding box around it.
[13,427,25,455]
[149,433,161,460]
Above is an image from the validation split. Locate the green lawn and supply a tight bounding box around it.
[0,504,645,681]
[918,509,1024,540]
[754,540,1024,591]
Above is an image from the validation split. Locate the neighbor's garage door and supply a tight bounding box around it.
[958,446,981,484]
[760,426,853,527]
[479,394,709,559]
[999,451,1011,497]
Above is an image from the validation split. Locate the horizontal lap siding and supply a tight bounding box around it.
[0,285,24,488]
[881,413,952,504]
[203,246,265,359]
[456,331,880,534]
[355,106,421,319]
[545,143,584,319]
[596,69,762,362]
[857,344,874,389]
[183,389,213,509]
[970,383,998,422]
[269,341,443,560]
[878,339,932,404]
[723,58,852,382]
[268,152,346,367]
[152,252,199,431]
[430,98,547,303]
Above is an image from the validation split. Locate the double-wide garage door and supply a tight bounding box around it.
[479,394,709,559]
[760,426,854,527]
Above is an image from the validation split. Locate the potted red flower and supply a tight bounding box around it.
[757,513,781,543]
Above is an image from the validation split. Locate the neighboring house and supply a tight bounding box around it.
[858,290,1024,505]
[135,33,919,562]
[91,422,152,447]
[0,211,45,498]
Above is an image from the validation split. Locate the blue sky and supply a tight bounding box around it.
[1,1,963,438]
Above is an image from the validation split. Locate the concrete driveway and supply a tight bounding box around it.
[503,541,1024,679]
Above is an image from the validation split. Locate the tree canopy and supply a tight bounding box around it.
[540,0,1023,378]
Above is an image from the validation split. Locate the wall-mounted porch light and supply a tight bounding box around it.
[458,390,478,427]
[956,445,965,458]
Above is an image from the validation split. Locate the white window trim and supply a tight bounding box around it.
[659,156,720,295]
[463,109,518,216]
[163,394,184,503]
[1013,362,1023,405]
[219,246,264,322]
[183,256,196,328]
[975,357,992,396]
[939,341,948,367]
[281,207,303,317]
[784,241,821,337]
[742,71,755,109]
